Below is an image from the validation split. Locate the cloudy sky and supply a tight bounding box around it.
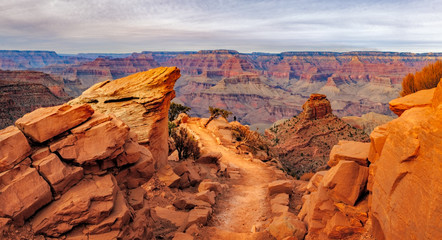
[0,0,441,53]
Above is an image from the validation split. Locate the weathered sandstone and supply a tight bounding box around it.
[322,160,368,206]
[0,162,52,225]
[389,88,435,116]
[32,153,83,194]
[31,175,118,237]
[328,140,370,167]
[369,83,442,240]
[49,113,129,165]
[70,67,180,167]
[300,94,332,120]
[15,104,94,143]
[0,126,31,172]
[270,94,369,176]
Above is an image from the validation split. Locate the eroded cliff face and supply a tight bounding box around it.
[3,50,442,128]
[0,70,72,129]
[45,53,161,89]
[297,84,442,240]
[153,51,442,125]
[368,82,442,240]
[267,94,369,177]
[0,50,87,69]
[70,67,181,168]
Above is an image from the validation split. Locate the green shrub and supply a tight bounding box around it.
[204,106,232,127]
[169,102,191,121]
[170,127,200,160]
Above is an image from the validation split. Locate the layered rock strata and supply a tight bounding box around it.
[268,94,369,177]
[0,70,72,129]
[0,103,157,238]
[70,66,181,168]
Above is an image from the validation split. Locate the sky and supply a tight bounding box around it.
[0,0,441,53]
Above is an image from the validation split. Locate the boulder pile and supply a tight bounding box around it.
[299,82,442,239]
[298,140,370,239]
[0,104,156,238]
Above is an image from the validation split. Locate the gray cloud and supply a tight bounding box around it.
[0,0,441,53]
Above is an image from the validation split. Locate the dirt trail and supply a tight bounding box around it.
[186,122,278,237]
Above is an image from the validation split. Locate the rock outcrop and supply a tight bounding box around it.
[298,82,442,239]
[0,104,157,238]
[268,94,369,177]
[299,145,370,239]
[368,81,442,240]
[299,94,332,120]
[70,66,181,168]
[389,88,435,116]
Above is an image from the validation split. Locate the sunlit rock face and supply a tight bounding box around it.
[368,82,442,240]
[70,67,181,168]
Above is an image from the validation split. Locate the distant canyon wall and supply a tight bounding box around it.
[1,50,442,127]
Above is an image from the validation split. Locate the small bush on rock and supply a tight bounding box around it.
[204,106,232,127]
[169,102,191,121]
[171,127,200,160]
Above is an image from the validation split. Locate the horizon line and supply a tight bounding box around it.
[2,49,442,55]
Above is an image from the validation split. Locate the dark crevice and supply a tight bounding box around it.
[104,97,139,103]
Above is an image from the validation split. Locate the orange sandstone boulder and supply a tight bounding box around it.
[187,207,212,227]
[15,104,93,143]
[32,153,83,195]
[49,113,129,165]
[196,190,216,205]
[324,211,364,239]
[322,160,368,206]
[269,212,306,240]
[268,180,293,195]
[157,164,181,188]
[70,67,181,168]
[0,126,31,172]
[306,171,327,193]
[198,180,225,195]
[85,190,131,235]
[0,162,52,225]
[31,174,118,237]
[388,88,434,116]
[328,140,370,167]
[367,124,388,164]
[150,207,189,229]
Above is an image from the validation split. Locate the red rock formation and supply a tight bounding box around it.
[389,88,435,116]
[368,81,442,240]
[299,94,333,120]
[299,149,370,239]
[70,67,181,168]
[179,74,302,126]
[268,94,369,177]
[0,104,157,238]
[5,50,441,128]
